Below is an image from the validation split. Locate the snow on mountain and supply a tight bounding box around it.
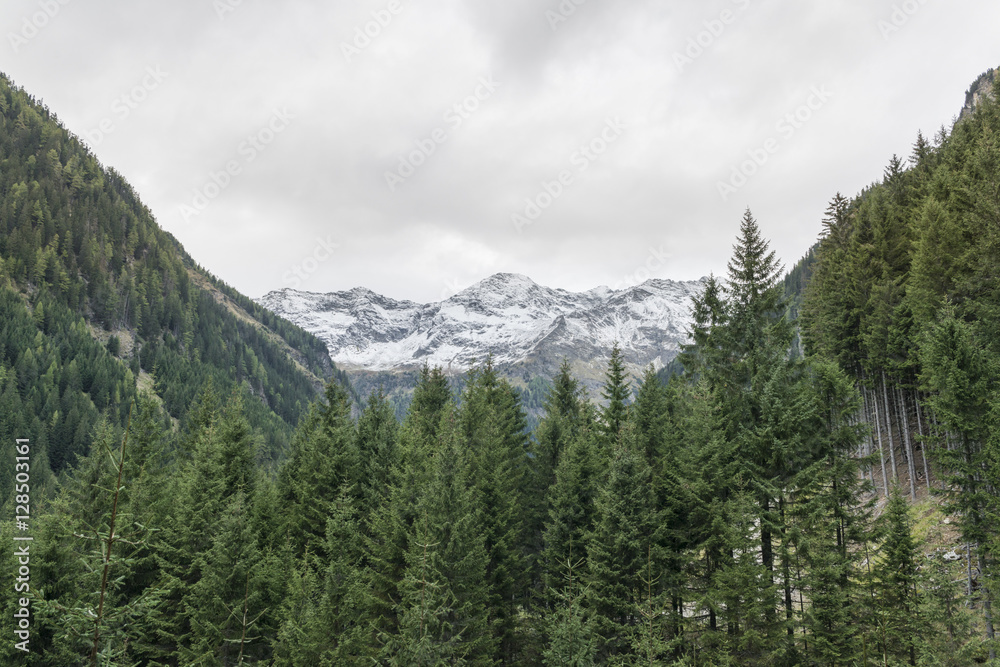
[257,273,706,377]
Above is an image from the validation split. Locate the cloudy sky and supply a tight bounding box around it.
[2,0,998,303]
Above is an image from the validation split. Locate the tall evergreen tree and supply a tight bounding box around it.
[356,387,400,525]
[278,379,358,564]
[599,343,631,449]
[383,405,494,665]
[873,486,921,666]
[459,356,531,663]
[541,428,601,601]
[584,438,657,661]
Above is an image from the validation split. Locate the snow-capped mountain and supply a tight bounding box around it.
[257,273,705,384]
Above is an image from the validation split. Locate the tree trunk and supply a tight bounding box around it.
[978,547,997,661]
[860,389,873,483]
[761,497,776,625]
[896,385,916,500]
[881,372,899,485]
[914,390,930,492]
[780,496,794,640]
[871,387,890,497]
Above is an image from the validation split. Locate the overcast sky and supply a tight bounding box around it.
[2,0,998,303]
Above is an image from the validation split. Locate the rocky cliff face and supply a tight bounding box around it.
[961,67,997,119]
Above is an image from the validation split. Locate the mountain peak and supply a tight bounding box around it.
[471,272,538,291]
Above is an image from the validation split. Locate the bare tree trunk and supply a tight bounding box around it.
[914,390,930,492]
[871,387,889,497]
[896,385,916,499]
[931,412,948,491]
[978,547,997,661]
[860,391,875,485]
[881,372,899,485]
[967,544,974,598]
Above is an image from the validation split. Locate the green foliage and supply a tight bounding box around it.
[278,380,358,564]
[0,72,341,471]
[585,441,657,660]
[382,406,494,665]
[599,343,631,448]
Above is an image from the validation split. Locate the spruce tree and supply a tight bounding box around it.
[599,343,631,448]
[278,379,358,564]
[362,367,453,645]
[919,309,998,656]
[460,356,531,662]
[584,437,657,661]
[873,486,921,665]
[542,428,601,600]
[544,554,598,667]
[384,405,494,665]
[181,489,270,666]
[529,359,588,597]
[356,387,400,526]
[149,389,259,663]
[679,273,727,378]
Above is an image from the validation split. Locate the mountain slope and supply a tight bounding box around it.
[259,273,706,394]
[0,73,346,479]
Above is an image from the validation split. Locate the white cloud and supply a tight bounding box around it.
[2,0,998,301]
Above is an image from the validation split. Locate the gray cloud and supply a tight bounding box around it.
[2,0,998,301]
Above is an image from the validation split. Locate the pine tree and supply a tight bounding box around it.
[356,386,400,525]
[544,554,598,667]
[459,356,531,662]
[599,343,631,448]
[362,368,453,645]
[542,428,601,601]
[383,405,494,664]
[873,486,921,665]
[279,379,358,564]
[529,359,588,599]
[585,438,657,661]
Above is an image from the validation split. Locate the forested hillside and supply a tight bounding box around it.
[798,64,1000,662]
[0,210,983,665]
[0,73,349,492]
[802,67,1000,503]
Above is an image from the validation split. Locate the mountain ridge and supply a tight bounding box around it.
[258,273,707,387]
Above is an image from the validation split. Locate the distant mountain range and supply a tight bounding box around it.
[258,273,706,394]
